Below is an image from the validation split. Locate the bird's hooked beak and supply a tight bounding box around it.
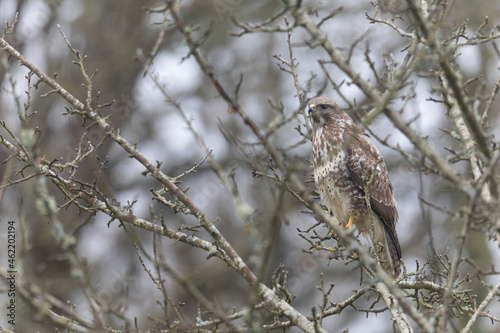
[308,103,316,115]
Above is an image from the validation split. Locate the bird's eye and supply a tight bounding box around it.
[318,104,328,111]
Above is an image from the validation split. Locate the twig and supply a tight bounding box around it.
[461,283,500,333]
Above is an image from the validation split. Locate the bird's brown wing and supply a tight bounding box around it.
[344,132,402,276]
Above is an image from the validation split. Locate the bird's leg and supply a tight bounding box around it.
[345,215,354,229]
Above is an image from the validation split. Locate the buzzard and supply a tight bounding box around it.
[308,97,401,278]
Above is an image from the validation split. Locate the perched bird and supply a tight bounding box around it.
[308,97,401,278]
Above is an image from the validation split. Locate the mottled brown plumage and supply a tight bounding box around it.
[308,97,401,278]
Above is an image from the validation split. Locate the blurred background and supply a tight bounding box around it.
[0,0,500,332]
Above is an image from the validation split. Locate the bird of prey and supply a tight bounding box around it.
[308,97,401,278]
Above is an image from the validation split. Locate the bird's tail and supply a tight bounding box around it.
[372,218,402,278]
[383,225,402,278]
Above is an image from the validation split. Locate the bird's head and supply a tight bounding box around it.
[307,97,356,131]
[307,97,341,129]
[307,97,342,129]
